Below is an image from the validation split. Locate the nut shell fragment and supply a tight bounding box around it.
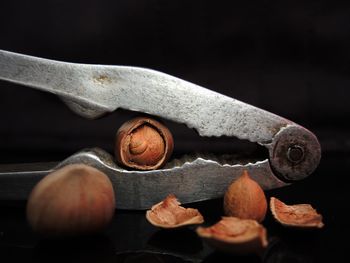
[115,117,174,170]
[146,194,204,229]
[270,197,324,228]
[196,217,268,255]
[224,170,267,222]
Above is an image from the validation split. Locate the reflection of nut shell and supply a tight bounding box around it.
[115,117,174,170]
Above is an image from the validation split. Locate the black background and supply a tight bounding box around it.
[0,0,349,262]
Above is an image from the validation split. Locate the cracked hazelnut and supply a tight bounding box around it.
[270,197,324,228]
[26,164,115,237]
[196,217,268,255]
[146,194,204,229]
[224,170,267,222]
[115,117,174,170]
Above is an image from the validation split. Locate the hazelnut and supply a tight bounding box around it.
[26,164,115,237]
[115,117,174,170]
[196,217,268,255]
[270,197,324,228]
[224,170,267,222]
[146,194,204,229]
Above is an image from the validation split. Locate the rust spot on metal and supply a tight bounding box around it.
[93,75,111,85]
[269,122,289,137]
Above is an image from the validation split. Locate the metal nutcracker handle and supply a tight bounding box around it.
[0,50,321,209]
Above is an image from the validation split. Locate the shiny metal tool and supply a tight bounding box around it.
[0,50,321,209]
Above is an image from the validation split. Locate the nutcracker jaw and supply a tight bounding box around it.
[0,50,321,209]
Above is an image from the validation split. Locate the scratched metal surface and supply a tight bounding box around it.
[0,148,288,210]
[0,50,321,209]
[0,50,292,143]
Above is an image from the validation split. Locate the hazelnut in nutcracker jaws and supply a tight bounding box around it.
[26,164,115,237]
[224,170,267,222]
[115,117,174,170]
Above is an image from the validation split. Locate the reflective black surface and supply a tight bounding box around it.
[0,152,348,262]
[1,1,349,262]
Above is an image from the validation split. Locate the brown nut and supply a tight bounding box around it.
[224,170,267,222]
[26,164,115,237]
[115,117,174,170]
[196,217,268,255]
[270,197,324,228]
[146,194,204,229]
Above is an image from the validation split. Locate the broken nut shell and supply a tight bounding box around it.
[115,117,174,170]
[196,217,268,255]
[146,194,204,229]
[270,197,324,228]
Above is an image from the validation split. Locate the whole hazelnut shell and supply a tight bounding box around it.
[26,164,115,237]
[223,170,267,222]
[115,117,174,170]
